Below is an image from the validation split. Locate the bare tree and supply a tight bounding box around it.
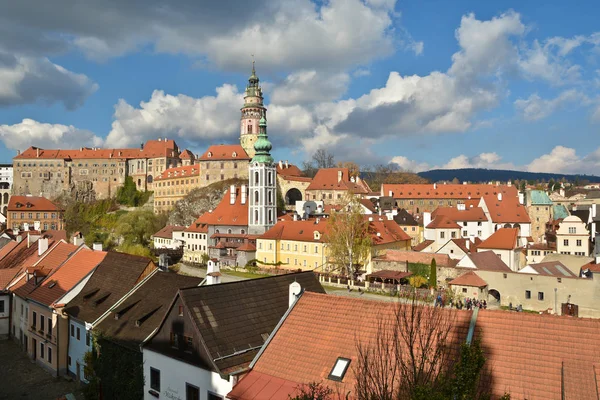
[313,148,336,169]
[337,161,360,177]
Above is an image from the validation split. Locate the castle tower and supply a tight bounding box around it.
[248,117,276,235]
[240,61,266,159]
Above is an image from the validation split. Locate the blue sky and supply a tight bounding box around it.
[0,0,599,174]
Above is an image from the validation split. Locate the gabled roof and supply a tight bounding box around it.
[426,215,461,229]
[148,272,325,375]
[155,165,200,181]
[96,272,202,350]
[358,198,377,213]
[65,252,156,323]
[8,196,61,212]
[480,194,530,224]
[518,261,578,278]
[152,225,186,239]
[460,251,512,272]
[198,145,250,161]
[260,220,329,242]
[185,220,208,233]
[478,228,519,250]
[413,240,435,252]
[552,204,569,220]
[28,248,106,307]
[237,242,257,252]
[393,209,419,226]
[179,149,195,159]
[382,183,518,199]
[306,168,370,194]
[449,271,487,287]
[195,187,248,227]
[276,163,303,177]
[528,190,553,205]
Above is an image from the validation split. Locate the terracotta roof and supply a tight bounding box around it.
[228,292,471,399]
[581,261,600,273]
[432,206,487,222]
[14,139,178,160]
[358,198,377,213]
[28,248,106,306]
[426,215,461,229]
[527,243,556,251]
[237,242,257,252]
[382,183,518,200]
[413,240,434,251]
[8,196,61,212]
[477,228,519,250]
[96,272,202,350]
[260,220,329,243]
[0,241,18,261]
[460,251,512,272]
[519,261,578,278]
[0,268,22,289]
[276,163,303,177]
[179,149,195,159]
[374,250,458,268]
[480,194,530,224]
[306,168,370,194]
[194,187,248,227]
[152,225,186,239]
[65,252,156,323]
[445,238,481,254]
[155,165,200,181]
[184,221,209,233]
[198,144,250,161]
[449,271,487,287]
[148,272,325,375]
[368,219,412,245]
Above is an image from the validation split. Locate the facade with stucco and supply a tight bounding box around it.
[556,215,590,256]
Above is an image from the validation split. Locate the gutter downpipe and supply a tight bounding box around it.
[465,307,479,345]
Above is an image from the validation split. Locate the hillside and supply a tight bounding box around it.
[418,168,600,184]
[167,178,247,226]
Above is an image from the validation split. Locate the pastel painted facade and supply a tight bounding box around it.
[239,62,266,159]
[152,226,186,250]
[0,293,9,339]
[556,215,590,256]
[153,165,201,213]
[66,318,91,382]
[182,224,209,263]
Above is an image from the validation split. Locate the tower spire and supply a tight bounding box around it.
[252,117,273,164]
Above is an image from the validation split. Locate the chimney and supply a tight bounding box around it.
[36,148,40,158]
[423,212,432,228]
[93,243,103,251]
[73,235,85,246]
[433,183,437,190]
[285,160,289,168]
[289,281,302,307]
[559,188,565,197]
[279,160,283,169]
[465,239,470,251]
[140,143,144,151]
[158,138,161,142]
[368,217,373,222]
[38,238,49,256]
[206,259,221,285]
[230,185,236,205]
[497,193,503,202]
[16,235,23,243]
[12,228,19,237]
[241,184,247,205]
[388,190,393,197]
[293,213,298,221]
[337,170,342,183]
[463,181,467,185]
[376,232,381,237]
[457,203,466,211]
[23,222,29,232]
[508,181,512,187]
[17,150,20,155]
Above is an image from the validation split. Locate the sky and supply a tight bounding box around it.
[0,1,599,174]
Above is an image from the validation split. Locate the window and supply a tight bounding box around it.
[462,230,467,236]
[76,327,80,340]
[86,332,90,346]
[576,240,582,247]
[538,292,544,301]
[568,227,576,234]
[150,368,161,391]
[48,347,52,363]
[186,384,200,400]
[171,332,179,348]
[207,393,223,400]
[40,316,45,332]
[525,290,531,299]
[563,239,569,246]
[40,343,45,359]
[557,278,562,283]
[0,300,4,314]
[68,356,72,366]
[462,288,467,293]
[179,305,184,316]
[184,335,193,352]
[48,318,52,335]
[440,232,445,239]
[503,273,507,279]
[451,231,456,238]
[328,357,351,381]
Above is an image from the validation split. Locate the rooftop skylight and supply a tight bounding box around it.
[328,357,351,381]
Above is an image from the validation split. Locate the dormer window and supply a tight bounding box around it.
[232,151,237,157]
[328,357,351,381]
[207,152,212,158]
[314,231,321,240]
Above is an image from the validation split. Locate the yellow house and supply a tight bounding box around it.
[256,217,412,274]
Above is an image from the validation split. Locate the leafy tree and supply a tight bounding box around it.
[115,176,152,206]
[115,209,165,247]
[409,275,428,288]
[325,196,372,277]
[429,258,437,289]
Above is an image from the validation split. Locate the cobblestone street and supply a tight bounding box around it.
[0,340,83,400]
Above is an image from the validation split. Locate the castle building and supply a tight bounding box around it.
[239,62,266,159]
[248,117,276,235]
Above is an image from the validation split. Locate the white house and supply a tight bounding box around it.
[556,215,590,256]
[479,193,531,238]
[182,222,209,263]
[476,228,524,272]
[152,225,186,250]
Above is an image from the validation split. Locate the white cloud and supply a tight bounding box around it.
[442,152,516,170]
[526,146,600,174]
[0,119,103,151]
[0,54,97,109]
[514,90,585,121]
[269,70,349,106]
[104,85,243,148]
[390,156,430,172]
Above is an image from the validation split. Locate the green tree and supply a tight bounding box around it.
[325,196,372,277]
[116,176,139,206]
[115,209,166,247]
[429,258,437,289]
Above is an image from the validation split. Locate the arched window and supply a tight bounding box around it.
[241,229,245,234]
[147,175,153,183]
[268,172,273,185]
[254,171,259,185]
[268,191,272,205]
[254,210,259,223]
[255,191,259,203]
[227,229,232,234]
[268,210,273,224]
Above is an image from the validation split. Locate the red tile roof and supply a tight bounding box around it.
[198,144,250,161]
[0,268,21,289]
[260,220,329,243]
[480,194,531,224]
[478,228,519,250]
[460,251,512,272]
[306,168,370,194]
[382,183,518,200]
[155,165,200,181]
[521,261,578,278]
[179,149,195,159]
[27,248,106,306]
[237,242,257,252]
[184,220,209,233]
[426,215,461,229]
[152,225,185,239]
[412,239,435,252]
[276,163,303,177]
[194,187,248,227]
[8,196,61,212]
[449,271,487,287]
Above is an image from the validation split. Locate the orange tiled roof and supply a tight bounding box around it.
[179,149,194,159]
[152,225,185,239]
[0,268,22,289]
[413,239,435,251]
[28,248,106,306]
[480,194,531,224]
[276,163,303,177]
[478,228,519,250]
[8,196,61,212]
[155,165,200,181]
[382,183,518,200]
[426,215,461,229]
[460,251,512,272]
[260,220,329,243]
[184,221,209,233]
[194,187,248,227]
[449,271,487,287]
[306,168,370,194]
[198,145,250,161]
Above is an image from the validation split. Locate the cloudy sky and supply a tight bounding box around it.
[0,0,599,174]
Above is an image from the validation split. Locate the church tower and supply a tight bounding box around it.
[240,61,266,159]
[248,117,276,235]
